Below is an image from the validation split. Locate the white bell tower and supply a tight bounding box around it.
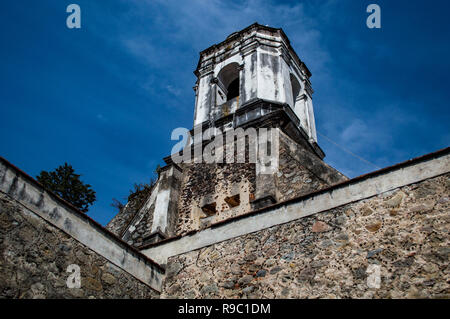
[193,23,318,145]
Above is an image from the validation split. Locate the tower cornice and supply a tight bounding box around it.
[194,22,311,79]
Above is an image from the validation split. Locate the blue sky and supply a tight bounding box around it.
[1,0,449,225]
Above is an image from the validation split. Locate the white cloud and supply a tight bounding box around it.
[166,85,182,96]
[121,37,160,68]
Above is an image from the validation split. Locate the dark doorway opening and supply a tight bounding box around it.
[226,78,239,101]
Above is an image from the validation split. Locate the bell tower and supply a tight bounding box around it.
[193,23,318,150]
[107,23,347,247]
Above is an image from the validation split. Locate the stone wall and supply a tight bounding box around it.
[106,186,153,238]
[0,192,159,299]
[124,209,155,248]
[276,131,346,202]
[170,130,345,236]
[176,162,256,235]
[113,166,182,247]
[0,156,164,297]
[162,173,449,298]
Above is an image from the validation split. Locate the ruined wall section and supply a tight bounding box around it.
[173,129,346,236]
[122,208,155,248]
[162,173,450,299]
[277,147,326,201]
[0,192,160,298]
[110,165,182,247]
[276,131,347,202]
[106,188,155,248]
[106,193,149,238]
[106,203,136,236]
[176,162,256,235]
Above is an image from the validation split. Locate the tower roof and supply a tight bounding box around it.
[195,22,311,78]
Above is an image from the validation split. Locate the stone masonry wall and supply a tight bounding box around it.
[106,186,153,238]
[0,192,160,299]
[276,131,347,202]
[176,162,256,235]
[124,209,155,248]
[276,141,327,202]
[173,130,346,236]
[162,173,449,298]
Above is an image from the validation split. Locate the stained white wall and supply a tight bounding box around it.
[193,28,317,142]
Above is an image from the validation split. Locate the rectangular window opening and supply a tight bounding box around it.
[201,202,217,216]
[224,194,240,208]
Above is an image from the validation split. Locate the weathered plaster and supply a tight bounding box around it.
[193,24,317,142]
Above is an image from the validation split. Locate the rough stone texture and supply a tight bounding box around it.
[176,162,256,235]
[162,173,449,299]
[276,131,346,203]
[123,208,155,248]
[106,186,153,238]
[275,132,342,202]
[0,192,159,299]
[106,184,157,248]
[165,130,345,237]
[106,202,138,237]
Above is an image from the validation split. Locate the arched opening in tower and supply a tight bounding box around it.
[226,78,239,101]
[216,62,240,108]
[290,73,301,105]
